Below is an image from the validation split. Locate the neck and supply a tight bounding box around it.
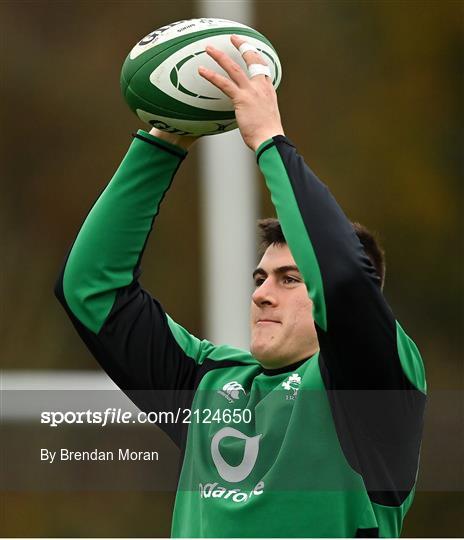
[259,345,320,371]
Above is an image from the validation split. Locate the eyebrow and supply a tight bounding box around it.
[252,265,301,280]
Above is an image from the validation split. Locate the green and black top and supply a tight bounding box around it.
[55,131,426,538]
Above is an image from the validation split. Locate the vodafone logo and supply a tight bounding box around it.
[211,427,261,483]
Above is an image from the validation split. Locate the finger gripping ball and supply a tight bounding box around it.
[120,18,281,136]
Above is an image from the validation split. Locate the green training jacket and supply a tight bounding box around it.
[55,131,426,537]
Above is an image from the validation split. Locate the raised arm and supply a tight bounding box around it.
[256,137,426,393]
[55,130,207,446]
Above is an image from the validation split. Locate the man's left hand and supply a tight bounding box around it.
[198,35,284,151]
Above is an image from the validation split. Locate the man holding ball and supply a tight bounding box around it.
[55,36,426,537]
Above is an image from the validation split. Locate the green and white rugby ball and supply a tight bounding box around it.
[120,18,282,136]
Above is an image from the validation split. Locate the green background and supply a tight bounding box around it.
[1,0,462,537]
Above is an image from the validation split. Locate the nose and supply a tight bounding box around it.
[252,277,278,307]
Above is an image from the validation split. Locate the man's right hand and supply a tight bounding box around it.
[149,127,198,150]
[198,35,284,152]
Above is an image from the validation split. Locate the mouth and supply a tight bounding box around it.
[256,319,281,325]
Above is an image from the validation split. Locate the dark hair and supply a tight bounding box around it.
[257,218,386,288]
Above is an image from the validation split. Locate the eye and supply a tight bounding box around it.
[283,276,299,285]
[254,277,265,287]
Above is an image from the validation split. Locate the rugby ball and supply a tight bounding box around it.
[120,18,282,136]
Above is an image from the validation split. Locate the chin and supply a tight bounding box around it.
[250,341,266,362]
[250,340,278,364]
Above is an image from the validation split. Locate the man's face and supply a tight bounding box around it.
[250,243,319,369]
